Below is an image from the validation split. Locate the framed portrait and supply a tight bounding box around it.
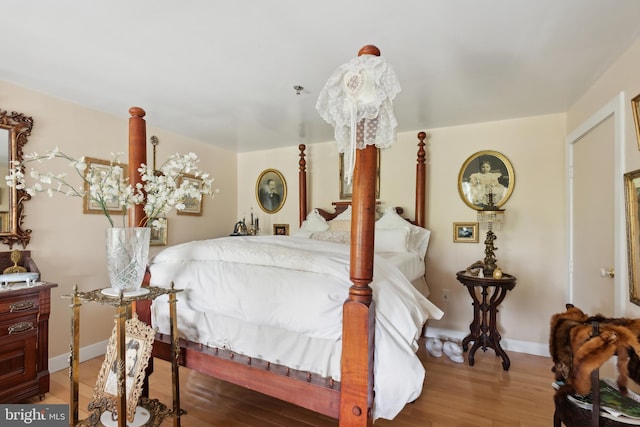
[149,218,168,246]
[273,223,289,236]
[177,174,204,216]
[339,150,380,200]
[625,169,640,305]
[457,150,515,211]
[83,157,127,215]
[91,316,155,422]
[453,222,479,243]
[632,93,640,150]
[256,169,287,214]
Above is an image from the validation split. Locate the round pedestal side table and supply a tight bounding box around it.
[455,270,516,371]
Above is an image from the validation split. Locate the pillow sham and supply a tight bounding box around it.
[292,209,329,237]
[376,207,431,259]
[333,205,352,220]
[328,219,351,232]
[374,227,410,253]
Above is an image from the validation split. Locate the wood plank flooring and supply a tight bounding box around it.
[28,339,556,426]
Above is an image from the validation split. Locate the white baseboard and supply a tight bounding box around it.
[49,339,109,373]
[425,327,550,358]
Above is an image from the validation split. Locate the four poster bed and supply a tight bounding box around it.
[132,46,441,426]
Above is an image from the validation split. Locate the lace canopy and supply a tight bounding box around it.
[316,54,401,183]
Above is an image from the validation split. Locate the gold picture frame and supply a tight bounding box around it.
[625,169,640,305]
[256,169,287,214]
[632,93,640,150]
[339,150,380,200]
[273,223,289,235]
[176,174,204,216]
[453,222,479,243]
[83,157,127,215]
[150,218,168,246]
[457,150,515,211]
[91,316,155,422]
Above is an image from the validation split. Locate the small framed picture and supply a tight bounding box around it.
[177,174,204,216]
[83,157,128,215]
[91,316,155,422]
[150,218,168,246]
[273,223,289,235]
[453,222,479,243]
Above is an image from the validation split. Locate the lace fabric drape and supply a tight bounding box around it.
[316,54,401,183]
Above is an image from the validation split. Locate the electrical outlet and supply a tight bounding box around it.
[442,288,449,301]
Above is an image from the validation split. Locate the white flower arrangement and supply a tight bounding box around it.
[5,147,216,227]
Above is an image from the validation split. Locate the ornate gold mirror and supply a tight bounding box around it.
[0,109,33,248]
[625,168,640,305]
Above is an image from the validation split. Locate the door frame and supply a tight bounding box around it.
[566,92,626,316]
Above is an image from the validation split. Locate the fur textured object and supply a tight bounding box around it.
[549,304,640,396]
[549,304,588,381]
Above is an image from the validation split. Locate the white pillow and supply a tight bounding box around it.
[310,230,350,244]
[376,207,431,259]
[334,205,352,220]
[374,227,410,253]
[292,209,329,237]
[328,220,351,232]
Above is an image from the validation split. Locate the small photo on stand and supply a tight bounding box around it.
[90,316,155,423]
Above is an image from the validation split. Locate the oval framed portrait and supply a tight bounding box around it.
[457,150,515,210]
[256,169,287,214]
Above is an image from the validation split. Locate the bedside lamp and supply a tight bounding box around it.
[477,192,504,277]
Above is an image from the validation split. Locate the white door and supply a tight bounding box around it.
[571,116,615,314]
[567,93,624,317]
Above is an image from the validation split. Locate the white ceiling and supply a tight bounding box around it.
[2,1,640,153]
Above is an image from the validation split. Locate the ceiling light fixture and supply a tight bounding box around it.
[293,85,304,95]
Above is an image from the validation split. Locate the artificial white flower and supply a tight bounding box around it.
[5,148,216,228]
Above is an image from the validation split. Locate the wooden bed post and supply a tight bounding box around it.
[415,131,427,228]
[299,144,307,226]
[128,106,147,227]
[340,44,379,427]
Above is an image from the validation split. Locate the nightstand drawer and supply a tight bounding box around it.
[0,293,39,317]
[0,314,38,339]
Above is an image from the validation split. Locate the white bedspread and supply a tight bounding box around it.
[149,235,443,420]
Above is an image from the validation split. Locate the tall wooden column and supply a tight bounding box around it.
[415,131,427,228]
[298,144,307,226]
[339,44,380,427]
[128,107,147,227]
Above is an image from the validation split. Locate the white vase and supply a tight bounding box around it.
[105,227,150,293]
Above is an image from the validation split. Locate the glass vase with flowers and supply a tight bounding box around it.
[6,148,216,295]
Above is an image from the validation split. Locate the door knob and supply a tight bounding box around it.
[599,267,615,278]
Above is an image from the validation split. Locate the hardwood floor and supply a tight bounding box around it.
[29,340,556,426]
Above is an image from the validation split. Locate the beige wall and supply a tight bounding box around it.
[0,81,238,363]
[238,114,567,353]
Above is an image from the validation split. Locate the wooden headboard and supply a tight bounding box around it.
[298,131,428,226]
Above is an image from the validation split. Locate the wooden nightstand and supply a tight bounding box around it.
[0,250,57,403]
[0,281,57,402]
[456,270,516,370]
